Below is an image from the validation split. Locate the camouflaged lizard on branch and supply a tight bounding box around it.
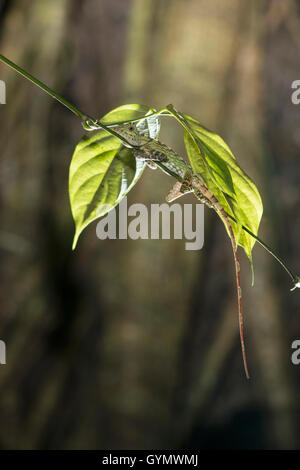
[1,51,300,380]
[110,122,249,379]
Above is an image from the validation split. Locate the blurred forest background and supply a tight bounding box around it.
[0,0,300,450]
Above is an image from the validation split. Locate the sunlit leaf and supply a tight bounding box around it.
[167,106,263,261]
[100,104,152,125]
[69,104,160,249]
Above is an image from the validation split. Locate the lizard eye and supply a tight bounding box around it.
[129,126,134,131]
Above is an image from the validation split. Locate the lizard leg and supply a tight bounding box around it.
[166,182,185,202]
[167,171,194,202]
[180,171,214,207]
[166,177,194,202]
[132,149,157,170]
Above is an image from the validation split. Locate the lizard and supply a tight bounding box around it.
[111,121,250,379]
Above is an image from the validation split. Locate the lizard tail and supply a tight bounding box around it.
[193,181,250,379]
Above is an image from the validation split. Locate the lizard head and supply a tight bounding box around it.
[112,122,149,148]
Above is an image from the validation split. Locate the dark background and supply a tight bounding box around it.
[0,0,300,450]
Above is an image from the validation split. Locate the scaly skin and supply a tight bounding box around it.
[113,122,249,378]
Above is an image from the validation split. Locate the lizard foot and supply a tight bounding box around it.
[146,160,157,170]
[166,181,185,202]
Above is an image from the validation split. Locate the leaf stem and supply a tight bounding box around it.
[0,53,90,121]
[156,161,298,287]
[226,213,298,283]
[83,108,172,147]
[0,53,143,148]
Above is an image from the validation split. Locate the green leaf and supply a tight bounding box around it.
[168,106,263,261]
[69,104,160,249]
[99,103,152,124]
[136,113,161,138]
[184,131,242,240]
